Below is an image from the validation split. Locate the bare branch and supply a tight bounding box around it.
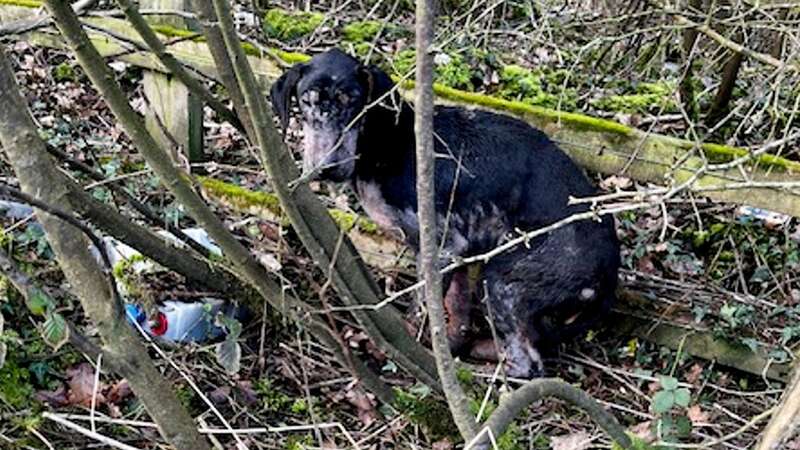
[112,0,244,133]
[208,0,441,390]
[0,41,211,450]
[414,0,478,442]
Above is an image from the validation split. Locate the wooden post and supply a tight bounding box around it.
[141,0,204,163]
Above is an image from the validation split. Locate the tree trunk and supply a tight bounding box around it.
[0,43,212,450]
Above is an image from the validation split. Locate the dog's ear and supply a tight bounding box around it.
[358,65,394,102]
[270,62,307,130]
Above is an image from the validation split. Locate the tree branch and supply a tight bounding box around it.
[414,0,477,442]
[208,0,441,390]
[189,0,255,140]
[756,366,800,450]
[112,0,244,134]
[0,245,109,365]
[469,379,632,450]
[0,41,211,450]
[46,144,214,259]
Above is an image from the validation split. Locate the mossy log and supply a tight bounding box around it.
[6,3,800,217]
[201,175,790,382]
[614,292,791,382]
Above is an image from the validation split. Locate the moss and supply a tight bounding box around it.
[0,358,33,408]
[150,24,313,64]
[491,64,579,110]
[436,53,473,89]
[198,177,382,235]
[271,48,311,64]
[594,82,677,114]
[150,24,198,40]
[198,176,283,215]
[391,49,474,89]
[342,20,383,43]
[393,387,458,440]
[263,8,323,41]
[52,62,75,82]
[397,78,634,137]
[0,0,42,7]
[498,65,553,107]
[691,142,800,173]
[392,48,417,75]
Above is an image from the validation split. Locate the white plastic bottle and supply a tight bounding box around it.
[125,298,227,342]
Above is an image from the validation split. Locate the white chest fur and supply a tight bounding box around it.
[355,180,403,232]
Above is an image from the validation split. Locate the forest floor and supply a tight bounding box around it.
[1,1,800,449]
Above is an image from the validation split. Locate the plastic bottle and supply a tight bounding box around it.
[125,298,229,343]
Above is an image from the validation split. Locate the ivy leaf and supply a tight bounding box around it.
[42,311,69,350]
[215,314,242,339]
[673,388,691,407]
[27,289,55,316]
[652,390,675,414]
[215,337,241,374]
[659,375,679,391]
[215,313,241,374]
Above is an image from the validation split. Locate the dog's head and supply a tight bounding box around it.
[270,49,394,182]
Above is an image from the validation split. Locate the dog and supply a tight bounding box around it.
[270,49,620,377]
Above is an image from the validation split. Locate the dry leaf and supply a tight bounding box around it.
[687,405,710,424]
[35,385,69,407]
[67,363,104,407]
[345,388,377,427]
[600,175,632,190]
[685,364,704,384]
[208,386,231,404]
[432,439,454,450]
[629,421,655,442]
[551,431,592,450]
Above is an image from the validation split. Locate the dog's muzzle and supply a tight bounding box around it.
[302,124,358,182]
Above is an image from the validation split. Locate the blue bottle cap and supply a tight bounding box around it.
[124,304,146,324]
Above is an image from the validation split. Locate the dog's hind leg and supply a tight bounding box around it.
[483,275,545,378]
[443,269,474,354]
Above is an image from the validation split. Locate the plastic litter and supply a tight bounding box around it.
[105,227,237,343]
[125,298,233,343]
[736,206,791,228]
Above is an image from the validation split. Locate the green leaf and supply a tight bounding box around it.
[215,314,242,339]
[215,336,241,374]
[652,390,675,414]
[673,388,691,407]
[675,415,692,437]
[27,289,55,316]
[659,375,679,391]
[720,304,738,325]
[408,383,431,398]
[659,414,675,436]
[42,311,69,350]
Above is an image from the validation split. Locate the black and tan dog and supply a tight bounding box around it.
[270,49,620,377]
